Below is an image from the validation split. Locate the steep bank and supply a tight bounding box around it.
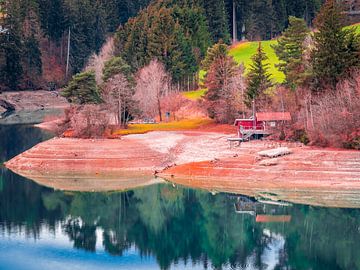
[0,90,69,125]
[0,90,68,111]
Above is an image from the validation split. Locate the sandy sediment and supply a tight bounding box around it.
[159,147,360,208]
[5,131,243,191]
[5,130,360,207]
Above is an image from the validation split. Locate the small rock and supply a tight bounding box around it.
[259,158,279,166]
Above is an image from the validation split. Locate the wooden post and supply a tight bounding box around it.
[232,0,237,44]
[252,100,256,129]
[66,27,71,78]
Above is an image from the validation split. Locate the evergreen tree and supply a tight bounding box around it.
[311,0,360,90]
[115,1,209,85]
[201,41,228,71]
[102,56,132,83]
[203,0,230,43]
[245,42,272,107]
[272,16,310,89]
[0,0,23,89]
[38,0,67,43]
[62,71,101,104]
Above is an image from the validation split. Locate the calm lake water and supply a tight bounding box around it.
[1,124,360,270]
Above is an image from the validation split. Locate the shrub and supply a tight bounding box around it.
[63,105,108,138]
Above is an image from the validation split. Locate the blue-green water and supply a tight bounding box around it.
[1,125,360,270]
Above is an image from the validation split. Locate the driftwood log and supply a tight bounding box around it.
[0,99,16,112]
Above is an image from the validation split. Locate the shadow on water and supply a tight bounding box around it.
[1,124,360,270]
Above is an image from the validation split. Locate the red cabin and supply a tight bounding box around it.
[234,112,291,140]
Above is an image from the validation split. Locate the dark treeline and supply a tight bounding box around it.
[227,0,323,41]
[0,0,150,90]
[0,0,323,91]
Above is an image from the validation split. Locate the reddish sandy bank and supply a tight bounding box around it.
[160,147,360,208]
[5,130,360,207]
[5,131,241,191]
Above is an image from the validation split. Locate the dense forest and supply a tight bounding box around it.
[0,0,323,91]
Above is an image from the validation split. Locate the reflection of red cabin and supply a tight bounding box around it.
[234,112,291,140]
[256,215,292,223]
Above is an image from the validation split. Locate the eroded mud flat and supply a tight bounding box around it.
[5,130,360,207]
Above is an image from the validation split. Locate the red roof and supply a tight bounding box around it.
[256,112,291,121]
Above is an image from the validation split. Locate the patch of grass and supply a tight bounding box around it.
[229,40,285,83]
[114,118,214,135]
[183,89,207,100]
[345,22,360,34]
[198,40,284,85]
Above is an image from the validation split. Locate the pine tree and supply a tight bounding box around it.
[272,16,310,89]
[102,56,132,83]
[311,0,360,90]
[245,42,272,107]
[62,71,101,104]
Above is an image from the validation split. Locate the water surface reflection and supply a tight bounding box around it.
[1,176,360,270]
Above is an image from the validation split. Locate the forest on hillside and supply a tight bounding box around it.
[0,0,323,91]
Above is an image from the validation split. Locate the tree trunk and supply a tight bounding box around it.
[118,98,122,126]
[157,97,162,122]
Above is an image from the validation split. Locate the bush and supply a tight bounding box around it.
[63,105,109,138]
[292,129,310,145]
[301,70,360,147]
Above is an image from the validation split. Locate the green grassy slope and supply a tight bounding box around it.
[228,40,284,83]
[186,24,360,100]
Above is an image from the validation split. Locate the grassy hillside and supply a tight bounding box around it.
[186,23,360,100]
[229,40,284,83]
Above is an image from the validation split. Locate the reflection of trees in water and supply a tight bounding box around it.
[2,177,360,270]
[0,125,52,162]
[64,218,97,252]
[0,170,61,239]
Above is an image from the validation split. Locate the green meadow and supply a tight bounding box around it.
[228,40,284,83]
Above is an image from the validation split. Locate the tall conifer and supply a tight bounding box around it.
[311,0,360,90]
[245,42,272,107]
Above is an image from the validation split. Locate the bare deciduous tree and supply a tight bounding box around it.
[296,69,360,147]
[102,73,135,126]
[135,60,170,121]
[85,37,114,85]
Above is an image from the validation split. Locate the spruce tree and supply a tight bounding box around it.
[203,0,230,43]
[62,71,101,104]
[0,0,23,90]
[311,0,360,90]
[201,41,228,71]
[245,42,272,107]
[272,16,310,89]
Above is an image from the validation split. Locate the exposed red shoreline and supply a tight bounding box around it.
[5,130,360,207]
